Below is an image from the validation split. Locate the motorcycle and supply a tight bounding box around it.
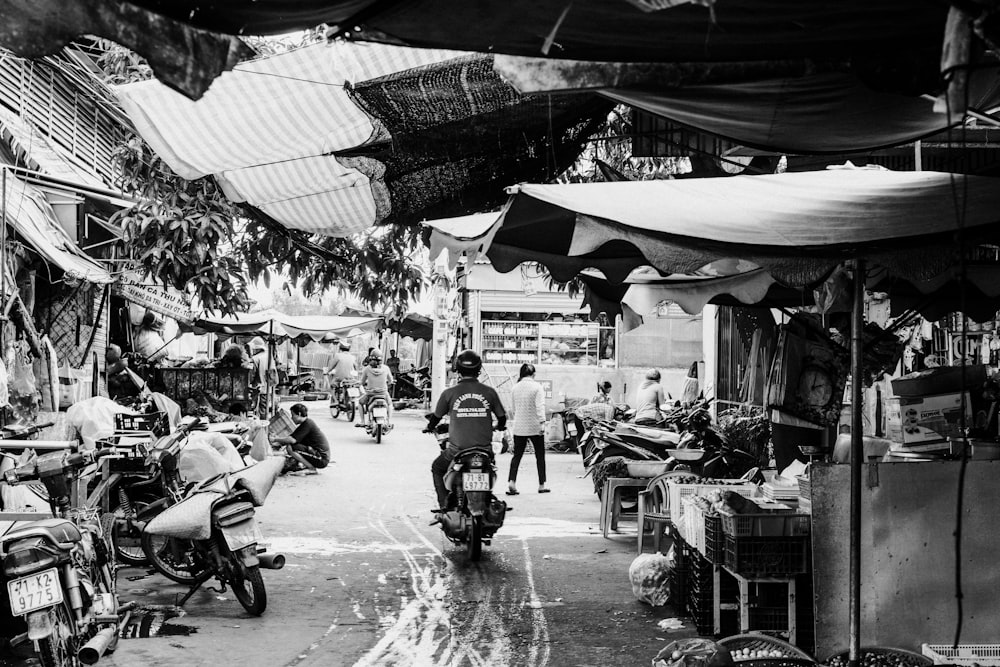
[141,457,285,615]
[426,419,507,561]
[363,395,393,443]
[329,379,360,422]
[287,372,316,395]
[1,447,124,666]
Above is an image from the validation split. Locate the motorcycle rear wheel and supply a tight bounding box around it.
[346,402,356,422]
[230,560,267,616]
[35,604,76,667]
[110,491,158,566]
[374,423,382,444]
[141,533,208,584]
[330,399,341,419]
[467,516,483,561]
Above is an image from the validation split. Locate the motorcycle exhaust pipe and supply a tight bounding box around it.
[258,553,285,570]
[78,627,117,665]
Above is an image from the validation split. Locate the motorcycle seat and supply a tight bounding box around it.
[1,518,82,550]
[453,447,493,461]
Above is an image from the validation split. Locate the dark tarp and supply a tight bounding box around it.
[341,309,433,341]
[0,0,252,100]
[493,61,1000,155]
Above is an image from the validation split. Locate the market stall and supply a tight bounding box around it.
[424,168,1000,659]
[142,310,384,418]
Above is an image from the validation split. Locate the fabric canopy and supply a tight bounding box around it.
[0,0,250,100]
[494,60,1000,155]
[116,43,609,237]
[1,170,113,284]
[425,169,1000,289]
[190,309,382,341]
[116,42,460,237]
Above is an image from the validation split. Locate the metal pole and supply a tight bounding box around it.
[266,320,274,417]
[1,169,6,353]
[849,257,865,667]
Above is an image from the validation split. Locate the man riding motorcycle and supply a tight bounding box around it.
[328,342,358,390]
[357,351,394,428]
[425,350,506,511]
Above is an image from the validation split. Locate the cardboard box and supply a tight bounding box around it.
[885,392,971,445]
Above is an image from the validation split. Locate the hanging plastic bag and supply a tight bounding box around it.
[653,639,735,667]
[628,550,675,606]
[544,416,565,443]
[9,345,39,422]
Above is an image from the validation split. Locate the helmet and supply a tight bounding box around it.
[249,337,266,352]
[369,352,382,364]
[454,350,482,375]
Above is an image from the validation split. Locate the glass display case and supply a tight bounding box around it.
[479,319,615,366]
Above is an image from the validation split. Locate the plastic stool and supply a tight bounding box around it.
[600,477,650,538]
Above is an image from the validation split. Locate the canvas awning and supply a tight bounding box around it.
[189,310,383,342]
[425,169,1000,289]
[1,171,113,285]
[115,43,608,238]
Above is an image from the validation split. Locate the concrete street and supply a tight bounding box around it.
[67,407,694,666]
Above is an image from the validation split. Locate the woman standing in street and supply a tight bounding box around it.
[507,363,549,495]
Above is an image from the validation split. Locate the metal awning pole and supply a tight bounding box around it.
[1,169,7,353]
[849,257,865,667]
[266,320,274,417]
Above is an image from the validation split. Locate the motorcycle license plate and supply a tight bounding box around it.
[347,387,361,398]
[221,520,265,551]
[463,472,491,491]
[372,407,388,418]
[7,568,63,616]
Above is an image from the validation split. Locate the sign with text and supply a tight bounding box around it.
[115,266,197,325]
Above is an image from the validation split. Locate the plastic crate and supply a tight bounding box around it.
[669,482,761,524]
[922,644,1000,666]
[724,534,809,576]
[721,511,811,538]
[705,514,724,564]
[746,606,790,634]
[681,496,710,553]
[157,367,252,410]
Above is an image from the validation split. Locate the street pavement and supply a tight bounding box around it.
[46,405,696,666]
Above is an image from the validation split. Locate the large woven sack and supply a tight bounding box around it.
[145,492,221,540]
[232,458,284,506]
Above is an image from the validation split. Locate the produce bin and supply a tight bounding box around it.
[724,534,810,576]
[156,367,252,413]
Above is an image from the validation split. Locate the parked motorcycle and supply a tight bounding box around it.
[141,457,285,615]
[329,380,360,422]
[1,447,124,666]
[363,395,393,443]
[425,419,507,561]
[287,372,316,395]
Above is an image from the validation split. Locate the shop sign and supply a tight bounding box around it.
[115,266,197,325]
[539,379,553,398]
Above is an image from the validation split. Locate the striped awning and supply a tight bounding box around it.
[115,42,464,237]
[1,170,114,284]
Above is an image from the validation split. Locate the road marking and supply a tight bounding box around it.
[520,537,551,667]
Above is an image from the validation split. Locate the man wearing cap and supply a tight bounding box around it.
[357,351,393,427]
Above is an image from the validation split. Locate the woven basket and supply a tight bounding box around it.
[824,647,933,667]
[720,633,814,662]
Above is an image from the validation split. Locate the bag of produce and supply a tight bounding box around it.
[653,638,735,667]
[628,550,675,606]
